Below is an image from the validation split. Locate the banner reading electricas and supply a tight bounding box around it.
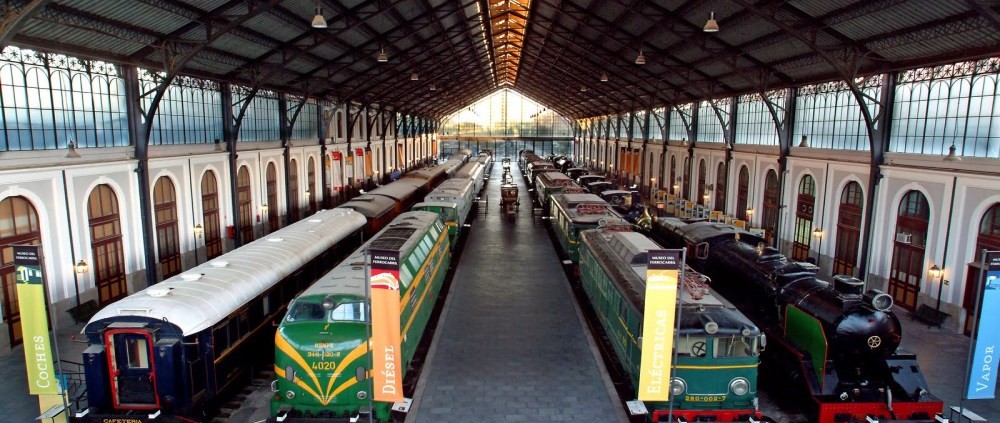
[14,245,59,395]
[967,250,1000,400]
[369,249,403,403]
[638,249,681,402]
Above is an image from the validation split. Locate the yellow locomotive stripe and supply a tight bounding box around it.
[274,364,328,403]
[674,364,758,370]
[276,333,325,398]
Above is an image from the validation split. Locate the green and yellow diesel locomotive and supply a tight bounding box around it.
[579,227,765,422]
[271,211,451,421]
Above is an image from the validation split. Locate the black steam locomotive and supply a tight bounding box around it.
[647,218,944,423]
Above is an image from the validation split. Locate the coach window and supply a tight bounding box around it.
[888,190,930,311]
[237,166,254,242]
[201,170,222,259]
[0,196,41,347]
[761,170,779,246]
[736,166,749,220]
[89,185,127,305]
[833,182,864,276]
[127,338,150,369]
[154,176,181,279]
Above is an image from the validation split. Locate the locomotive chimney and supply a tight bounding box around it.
[833,275,864,296]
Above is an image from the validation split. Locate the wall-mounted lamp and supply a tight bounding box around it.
[260,204,269,214]
[304,189,311,197]
[75,260,89,274]
[812,227,823,240]
[194,223,204,239]
[928,264,942,280]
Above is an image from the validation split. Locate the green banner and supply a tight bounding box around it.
[14,245,59,395]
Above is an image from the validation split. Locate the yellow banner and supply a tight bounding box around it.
[14,245,59,395]
[638,250,681,402]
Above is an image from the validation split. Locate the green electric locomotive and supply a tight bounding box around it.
[271,211,451,421]
[578,227,765,422]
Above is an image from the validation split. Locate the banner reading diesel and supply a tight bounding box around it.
[369,249,403,402]
[638,249,682,402]
[14,245,59,395]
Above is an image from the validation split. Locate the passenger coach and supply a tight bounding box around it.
[75,209,366,421]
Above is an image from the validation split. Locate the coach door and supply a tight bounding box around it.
[105,328,160,409]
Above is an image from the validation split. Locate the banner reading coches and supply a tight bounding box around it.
[967,250,1000,399]
[14,245,59,395]
[369,249,403,403]
[638,249,682,402]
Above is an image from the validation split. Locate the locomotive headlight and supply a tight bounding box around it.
[669,378,686,396]
[357,390,368,400]
[729,378,750,396]
[285,390,295,399]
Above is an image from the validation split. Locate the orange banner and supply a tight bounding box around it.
[370,249,403,403]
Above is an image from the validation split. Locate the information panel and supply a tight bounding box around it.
[967,251,1000,399]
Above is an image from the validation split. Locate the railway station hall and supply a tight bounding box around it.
[2,1,1000,422]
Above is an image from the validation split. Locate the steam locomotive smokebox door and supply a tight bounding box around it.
[82,344,110,409]
[154,338,181,409]
[105,327,160,409]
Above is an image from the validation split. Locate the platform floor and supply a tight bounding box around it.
[403,161,627,423]
[1,160,998,423]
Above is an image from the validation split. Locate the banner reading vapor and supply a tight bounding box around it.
[967,251,1000,400]
[638,249,681,402]
[369,249,403,402]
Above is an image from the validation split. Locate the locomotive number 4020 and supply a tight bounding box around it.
[310,361,338,370]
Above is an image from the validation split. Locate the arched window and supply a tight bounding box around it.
[289,159,300,223]
[791,175,817,262]
[889,190,930,310]
[762,170,780,246]
[697,159,707,205]
[833,182,864,276]
[266,162,279,232]
[736,166,749,220]
[88,185,127,305]
[714,163,726,212]
[201,170,222,259]
[153,177,180,279]
[964,203,1000,334]
[237,166,254,243]
[669,155,677,195]
[0,196,41,347]
[307,157,317,214]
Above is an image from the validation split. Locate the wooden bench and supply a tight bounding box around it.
[67,299,99,324]
[912,304,950,327]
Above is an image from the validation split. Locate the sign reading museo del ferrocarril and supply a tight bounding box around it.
[14,245,59,395]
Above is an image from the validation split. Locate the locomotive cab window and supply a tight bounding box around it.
[286,301,326,322]
[713,336,758,358]
[330,302,367,322]
[675,335,709,357]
